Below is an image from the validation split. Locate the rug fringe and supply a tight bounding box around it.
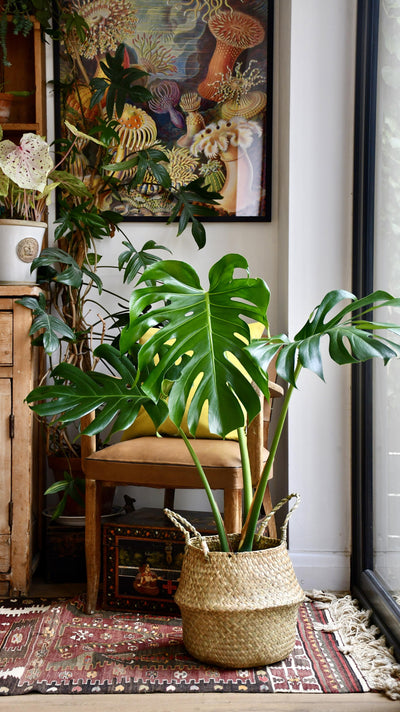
[306,590,400,700]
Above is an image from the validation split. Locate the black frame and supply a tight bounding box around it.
[54,0,274,223]
[352,0,400,659]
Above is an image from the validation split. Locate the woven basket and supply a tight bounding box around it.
[165,494,304,668]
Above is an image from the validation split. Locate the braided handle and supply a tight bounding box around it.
[164,508,206,549]
[256,493,301,543]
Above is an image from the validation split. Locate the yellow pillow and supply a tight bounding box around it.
[121,321,265,441]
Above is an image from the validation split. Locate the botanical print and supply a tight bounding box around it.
[58,0,273,219]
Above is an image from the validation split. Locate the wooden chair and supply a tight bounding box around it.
[81,369,284,613]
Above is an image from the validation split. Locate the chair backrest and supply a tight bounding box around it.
[80,364,283,480]
[247,362,284,485]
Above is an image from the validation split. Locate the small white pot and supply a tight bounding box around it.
[0,219,46,284]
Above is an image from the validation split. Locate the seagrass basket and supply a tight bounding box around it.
[165,494,304,668]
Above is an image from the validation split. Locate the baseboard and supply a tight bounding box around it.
[289,551,351,591]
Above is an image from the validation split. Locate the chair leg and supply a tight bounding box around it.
[262,483,277,538]
[163,488,175,510]
[224,489,242,533]
[85,478,102,614]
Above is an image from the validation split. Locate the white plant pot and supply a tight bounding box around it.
[0,219,46,284]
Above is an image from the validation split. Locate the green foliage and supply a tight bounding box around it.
[54,200,123,244]
[44,469,85,520]
[28,344,169,436]
[246,290,400,386]
[17,293,76,354]
[118,238,171,284]
[104,147,171,190]
[167,178,222,249]
[120,254,270,438]
[90,44,152,120]
[25,254,400,551]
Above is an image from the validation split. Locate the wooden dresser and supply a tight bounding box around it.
[0,286,43,595]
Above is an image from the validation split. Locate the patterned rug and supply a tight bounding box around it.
[0,593,398,697]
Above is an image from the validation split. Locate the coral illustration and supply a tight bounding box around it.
[177,92,206,147]
[199,158,225,192]
[180,0,234,21]
[110,105,158,182]
[164,146,199,189]
[210,60,267,119]
[70,0,138,59]
[198,10,265,101]
[132,33,178,78]
[191,117,262,214]
[65,84,101,129]
[148,80,185,129]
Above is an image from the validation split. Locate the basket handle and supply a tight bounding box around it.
[255,493,301,543]
[164,508,205,548]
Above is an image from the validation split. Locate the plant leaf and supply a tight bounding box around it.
[120,254,270,437]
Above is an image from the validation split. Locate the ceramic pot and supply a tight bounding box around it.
[0,219,46,284]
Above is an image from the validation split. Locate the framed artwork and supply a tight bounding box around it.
[56,0,274,221]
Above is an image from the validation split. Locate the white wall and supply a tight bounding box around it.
[46,0,357,590]
[285,0,357,590]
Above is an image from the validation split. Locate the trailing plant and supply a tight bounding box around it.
[25,253,400,551]
[0,0,57,67]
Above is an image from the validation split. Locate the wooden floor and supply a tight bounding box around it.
[1,578,398,711]
[2,692,397,711]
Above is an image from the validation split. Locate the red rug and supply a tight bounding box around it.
[0,595,372,695]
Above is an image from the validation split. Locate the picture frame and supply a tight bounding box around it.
[55,0,274,221]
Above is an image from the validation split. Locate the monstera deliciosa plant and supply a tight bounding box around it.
[25,253,400,551]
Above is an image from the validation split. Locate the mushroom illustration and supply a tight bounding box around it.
[148,80,185,129]
[191,116,262,215]
[198,10,265,101]
[177,92,206,147]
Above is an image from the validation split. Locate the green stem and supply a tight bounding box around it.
[238,360,303,552]
[178,427,230,552]
[237,426,252,519]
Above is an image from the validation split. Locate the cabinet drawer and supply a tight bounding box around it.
[0,312,12,365]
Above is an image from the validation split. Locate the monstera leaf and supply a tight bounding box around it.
[26,345,169,437]
[245,289,400,386]
[0,133,53,192]
[120,253,271,438]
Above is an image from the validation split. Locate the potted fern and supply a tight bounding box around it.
[25,252,400,666]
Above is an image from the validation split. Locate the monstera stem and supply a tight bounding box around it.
[238,361,303,552]
[178,427,230,552]
[237,426,252,519]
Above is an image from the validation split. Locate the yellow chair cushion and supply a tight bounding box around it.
[121,321,265,441]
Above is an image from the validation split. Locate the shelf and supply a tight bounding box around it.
[0,18,46,136]
[1,123,40,132]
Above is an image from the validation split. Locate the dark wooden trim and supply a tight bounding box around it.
[351,0,400,659]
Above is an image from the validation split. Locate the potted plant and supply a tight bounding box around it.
[0,125,92,284]
[14,25,221,510]
[0,0,54,68]
[25,252,400,665]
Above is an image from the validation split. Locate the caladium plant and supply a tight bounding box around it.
[25,253,400,551]
[0,127,91,221]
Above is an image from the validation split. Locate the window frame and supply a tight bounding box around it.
[351,0,400,659]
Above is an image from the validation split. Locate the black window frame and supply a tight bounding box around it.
[352,0,400,659]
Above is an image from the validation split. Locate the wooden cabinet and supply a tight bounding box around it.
[0,286,43,595]
[1,17,46,138]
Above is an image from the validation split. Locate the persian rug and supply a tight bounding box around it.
[0,591,399,697]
